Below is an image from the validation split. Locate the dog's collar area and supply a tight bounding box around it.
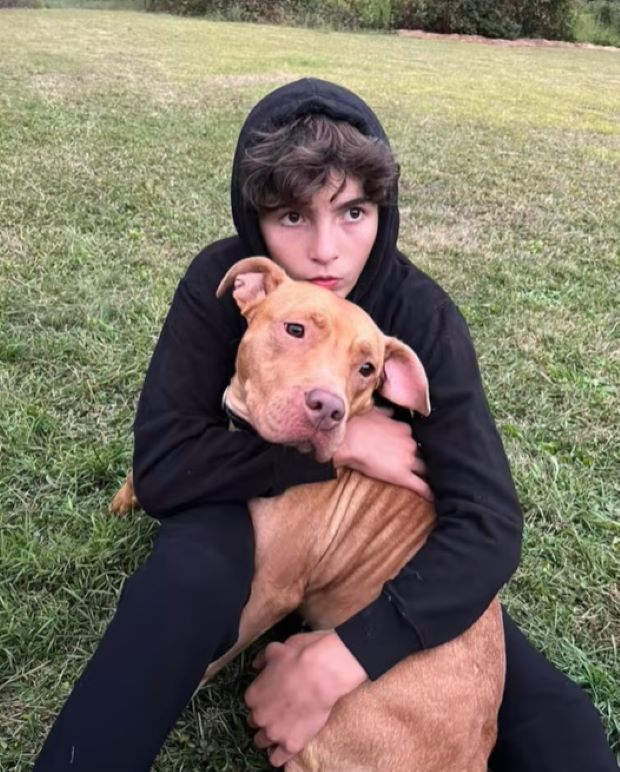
[222,390,257,434]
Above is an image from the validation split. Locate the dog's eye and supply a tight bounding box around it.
[359,362,375,377]
[285,323,305,338]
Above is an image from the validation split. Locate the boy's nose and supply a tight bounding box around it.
[309,225,337,265]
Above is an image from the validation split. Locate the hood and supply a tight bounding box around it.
[230,78,400,306]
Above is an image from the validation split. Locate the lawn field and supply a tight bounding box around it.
[0,9,618,769]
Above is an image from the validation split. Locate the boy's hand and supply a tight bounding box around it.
[333,407,433,501]
[245,630,367,767]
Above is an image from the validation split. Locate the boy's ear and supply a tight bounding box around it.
[216,257,289,317]
[379,336,430,416]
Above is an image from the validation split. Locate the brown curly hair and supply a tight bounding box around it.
[240,114,399,211]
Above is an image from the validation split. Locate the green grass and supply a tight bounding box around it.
[1,9,618,769]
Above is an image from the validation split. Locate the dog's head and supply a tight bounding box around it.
[217,257,430,462]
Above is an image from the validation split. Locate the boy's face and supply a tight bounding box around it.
[258,173,378,298]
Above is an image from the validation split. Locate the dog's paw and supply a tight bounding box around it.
[108,479,138,517]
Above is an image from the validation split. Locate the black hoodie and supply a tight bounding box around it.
[133,78,522,679]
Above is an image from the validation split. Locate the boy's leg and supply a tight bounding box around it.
[33,503,255,772]
[490,607,618,772]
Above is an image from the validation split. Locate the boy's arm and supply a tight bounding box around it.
[132,248,335,519]
[335,299,523,679]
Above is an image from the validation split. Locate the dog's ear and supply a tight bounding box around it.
[379,337,430,416]
[216,257,289,317]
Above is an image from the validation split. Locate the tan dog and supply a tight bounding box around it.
[110,257,505,771]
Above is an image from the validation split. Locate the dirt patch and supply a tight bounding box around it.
[29,72,102,104]
[397,29,619,52]
[207,72,289,88]
[28,70,290,108]
[404,220,481,254]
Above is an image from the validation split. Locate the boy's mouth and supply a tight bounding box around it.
[309,277,340,290]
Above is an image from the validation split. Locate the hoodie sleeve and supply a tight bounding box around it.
[336,300,522,679]
[132,249,336,519]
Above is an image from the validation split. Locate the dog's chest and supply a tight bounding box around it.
[249,470,435,628]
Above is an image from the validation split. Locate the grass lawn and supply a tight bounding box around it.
[1,9,618,769]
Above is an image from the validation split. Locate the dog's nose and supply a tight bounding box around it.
[304,389,345,431]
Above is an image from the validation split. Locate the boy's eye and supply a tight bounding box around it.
[346,207,364,221]
[359,362,375,377]
[282,211,302,226]
[285,322,305,338]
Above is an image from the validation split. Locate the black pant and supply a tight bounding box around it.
[34,505,618,772]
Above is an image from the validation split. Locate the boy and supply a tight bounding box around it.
[34,78,617,771]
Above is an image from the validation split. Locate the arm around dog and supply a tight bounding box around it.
[336,299,523,679]
[132,244,336,519]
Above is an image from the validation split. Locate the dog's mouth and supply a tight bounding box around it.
[294,428,343,463]
[253,412,345,462]
[261,423,343,463]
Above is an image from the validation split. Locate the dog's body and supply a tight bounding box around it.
[111,258,505,771]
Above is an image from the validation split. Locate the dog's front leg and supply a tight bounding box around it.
[198,590,302,689]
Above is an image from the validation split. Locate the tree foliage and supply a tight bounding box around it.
[148,0,577,40]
